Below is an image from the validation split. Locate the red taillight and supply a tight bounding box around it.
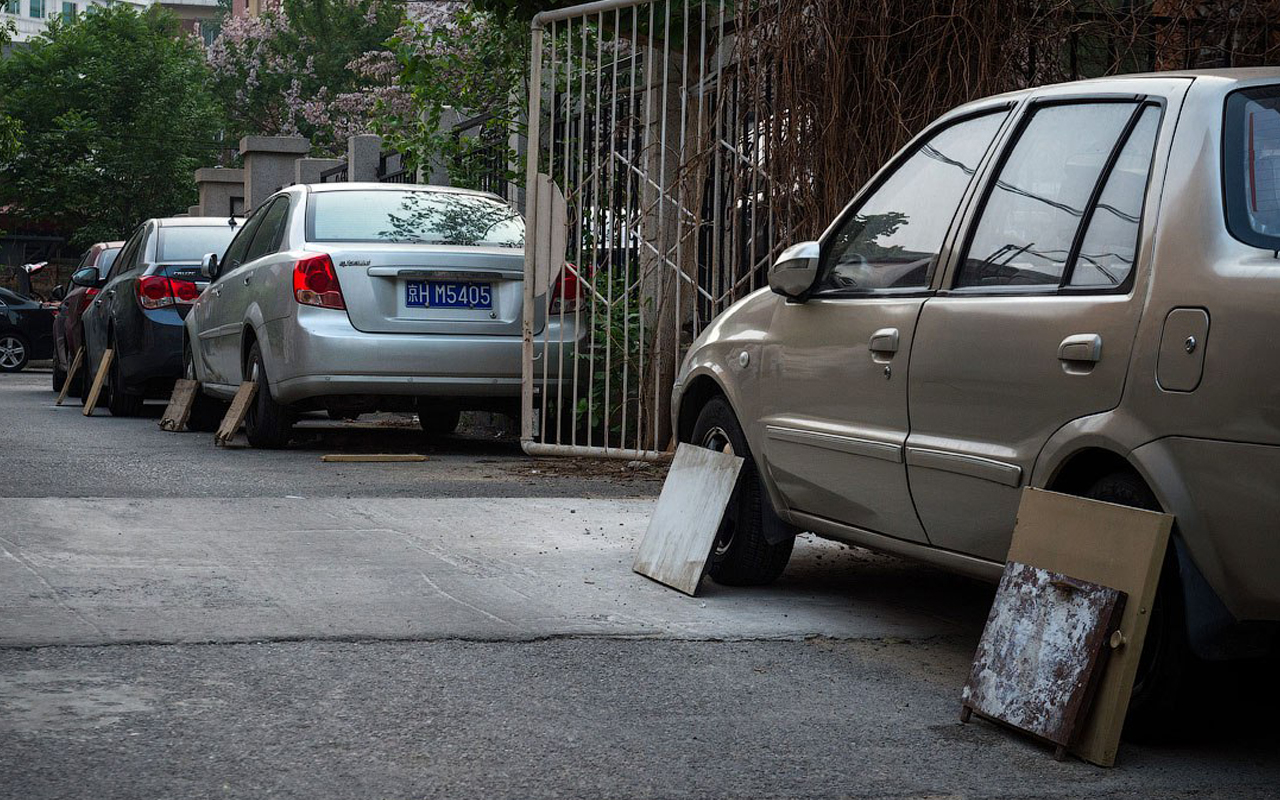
[135,276,200,310]
[137,275,173,309]
[549,263,586,315]
[78,288,98,313]
[293,254,345,310]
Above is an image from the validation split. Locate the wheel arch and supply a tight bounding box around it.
[676,372,729,445]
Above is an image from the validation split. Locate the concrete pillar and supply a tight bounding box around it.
[193,167,245,218]
[347,134,383,182]
[186,205,200,217]
[239,135,310,212]
[295,157,345,186]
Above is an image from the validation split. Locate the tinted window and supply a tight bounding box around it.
[221,207,269,272]
[1068,106,1160,288]
[108,229,144,280]
[242,198,290,263]
[307,190,525,247]
[958,102,1138,288]
[818,110,1007,292]
[1224,86,1280,249]
[158,226,240,263]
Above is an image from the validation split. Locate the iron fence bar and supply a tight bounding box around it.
[520,20,544,447]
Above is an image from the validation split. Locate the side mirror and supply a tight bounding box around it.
[768,241,821,299]
[70,267,100,288]
[201,253,219,280]
[51,284,66,302]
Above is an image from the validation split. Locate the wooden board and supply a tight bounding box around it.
[55,347,84,406]
[81,348,113,416]
[320,454,428,463]
[159,379,200,432]
[633,443,743,596]
[961,561,1126,759]
[214,381,258,446]
[1007,488,1173,766]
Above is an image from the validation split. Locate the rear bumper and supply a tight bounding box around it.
[265,306,584,405]
[1132,436,1280,657]
[118,308,184,392]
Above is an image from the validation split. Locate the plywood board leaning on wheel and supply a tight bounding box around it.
[214,381,258,447]
[633,443,744,596]
[81,348,113,416]
[159,379,200,432]
[1005,488,1173,766]
[56,347,84,406]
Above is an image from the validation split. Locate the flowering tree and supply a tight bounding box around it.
[207,0,411,155]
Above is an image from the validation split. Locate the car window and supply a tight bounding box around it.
[956,102,1139,288]
[1223,85,1280,250]
[158,226,240,263]
[77,249,93,269]
[817,110,1008,293]
[107,228,144,281]
[0,288,19,304]
[221,206,272,274]
[1068,106,1161,288]
[97,248,121,272]
[242,198,290,263]
[306,190,524,246]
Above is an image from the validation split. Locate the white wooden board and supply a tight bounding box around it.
[633,443,743,596]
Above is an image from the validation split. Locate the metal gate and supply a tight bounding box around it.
[522,0,790,460]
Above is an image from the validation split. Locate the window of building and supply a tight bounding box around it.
[61,1,74,21]
[29,0,44,17]
[3,0,20,16]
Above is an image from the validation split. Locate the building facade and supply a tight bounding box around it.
[2,0,220,45]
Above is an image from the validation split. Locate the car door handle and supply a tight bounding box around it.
[243,275,251,286]
[212,287,221,298]
[869,328,900,355]
[106,289,115,296]
[1058,333,1102,362]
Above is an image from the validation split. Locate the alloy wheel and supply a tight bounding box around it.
[0,336,26,370]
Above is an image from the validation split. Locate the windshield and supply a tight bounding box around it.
[98,248,120,270]
[307,190,525,247]
[1225,86,1280,249]
[158,226,239,263]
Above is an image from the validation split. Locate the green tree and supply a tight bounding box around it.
[0,21,21,164]
[0,5,224,247]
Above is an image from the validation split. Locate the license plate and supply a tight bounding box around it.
[406,280,493,309]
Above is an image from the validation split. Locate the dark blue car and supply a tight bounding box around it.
[82,216,240,416]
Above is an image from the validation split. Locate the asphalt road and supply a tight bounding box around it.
[2,369,1278,799]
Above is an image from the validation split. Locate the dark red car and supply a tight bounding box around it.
[52,241,123,393]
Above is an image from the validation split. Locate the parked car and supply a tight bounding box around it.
[673,69,1280,736]
[184,183,582,446]
[51,241,123,393]
[0,286,55,372]
[82,217,240,415]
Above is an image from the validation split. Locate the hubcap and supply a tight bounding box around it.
[0,336,24,368]
[701,426,737,556]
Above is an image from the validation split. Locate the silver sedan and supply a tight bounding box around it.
[184,183,583,447]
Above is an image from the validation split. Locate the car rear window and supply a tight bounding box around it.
[1225,86,1280,249]
[97,248,120,271]
[158,226,239,263]
[306,190,525,247]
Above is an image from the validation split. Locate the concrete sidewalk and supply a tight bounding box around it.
[0,497,992,648]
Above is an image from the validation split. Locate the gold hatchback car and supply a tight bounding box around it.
[673,69,1280,735]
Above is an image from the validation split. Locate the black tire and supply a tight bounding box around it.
[105,336,144,417]
[1084,470,1192,742]
[689,396,794,586]
[183,344,225,433]
[0,332,30,373]
[416,400,461,436]
[52,361,66,392]
[243,341,292,449]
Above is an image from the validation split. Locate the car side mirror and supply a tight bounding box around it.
[70,267,100,288]
[768,241,821,299]
[201,253,219,280]
[51,284,66,302]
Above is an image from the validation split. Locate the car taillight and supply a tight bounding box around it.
[78,288,98,313]
[549,264,586,315]
[136,276,200,310]
[293,253,345,310]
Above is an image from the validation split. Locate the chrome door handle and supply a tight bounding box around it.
[212,287,221,297]
[1058,333,1102,363]
[106,289,115,296]
[243,276,251,286]
[869,328,900,354]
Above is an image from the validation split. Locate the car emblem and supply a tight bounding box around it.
[338,260,371,267]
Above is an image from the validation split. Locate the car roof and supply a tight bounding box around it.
[154,217,244,227]
[956,67,1280,109]
[301,182,504,202]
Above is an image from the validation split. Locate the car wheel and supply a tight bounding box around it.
[52,361,67,392]
[416,400,461,436]
[183,343,225,433]
[690,396,794,586]
[1083,470,1192,742]
[243,341,292,449]
[105,336,144,417]
[0,333,29,372]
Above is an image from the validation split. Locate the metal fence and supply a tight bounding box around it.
[522,0,777,460]
[318,162,349,183]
